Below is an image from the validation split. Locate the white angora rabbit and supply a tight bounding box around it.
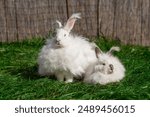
[84,46,125,85]
[38,13,97,83]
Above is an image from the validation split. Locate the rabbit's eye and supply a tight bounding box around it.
[102,63,105,65]
[52,32,56,37]
[64,34,66,37]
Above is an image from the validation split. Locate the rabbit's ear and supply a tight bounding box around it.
[107,46,120,55]
[64,13,81,32]
[95,47,102,58]
[56,20,62,28]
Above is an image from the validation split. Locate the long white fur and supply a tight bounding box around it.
[84,46,125,85]
[38,13,97,83]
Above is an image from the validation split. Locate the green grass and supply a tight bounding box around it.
[0,37,150,100]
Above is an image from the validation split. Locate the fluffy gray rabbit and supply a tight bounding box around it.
[84,46,125,85]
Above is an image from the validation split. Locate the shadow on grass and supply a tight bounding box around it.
[8,65,56,81]
[8,65,82,82]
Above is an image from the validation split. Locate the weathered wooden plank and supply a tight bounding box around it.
[0,0,7,42]
[141,0,150,46]
[114,0,129,44]
[5,0,18,42]
[15,0,31,40]
[127,0,142,45]
[47,0,68,32]
[15,0,49,40]
[114,0,142,45]
[36,0,49,37]
[98,0,115,38]
[67,0,98,37]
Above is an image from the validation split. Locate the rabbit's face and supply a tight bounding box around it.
[54,13,81,47]
[55,28,69,47]
[94,46,120,75]
[97,60,114,74]
[96,53,114,74]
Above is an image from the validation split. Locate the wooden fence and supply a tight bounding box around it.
[0,0,150,46]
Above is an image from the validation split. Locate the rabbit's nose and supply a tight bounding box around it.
[56,40,60,45]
